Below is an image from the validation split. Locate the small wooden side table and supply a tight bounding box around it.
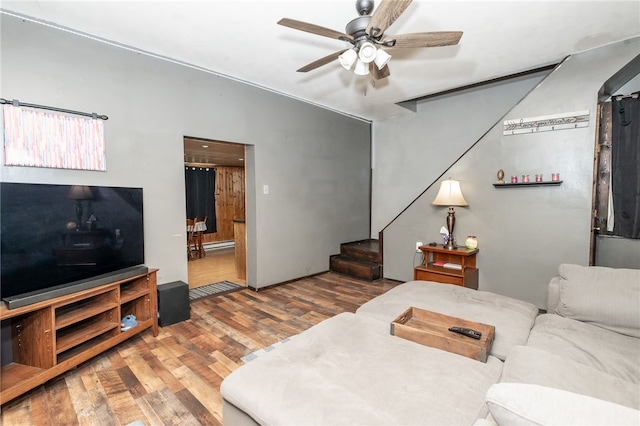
[414,245,479,289]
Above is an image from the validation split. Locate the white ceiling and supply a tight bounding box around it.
[1,1,639,122]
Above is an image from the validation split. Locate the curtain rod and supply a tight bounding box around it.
[614,92,639,101]
[185,163,217,169]
[0,98,108,120]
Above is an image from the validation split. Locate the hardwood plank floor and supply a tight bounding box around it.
[1,273,401,425]
[188,247,246,289]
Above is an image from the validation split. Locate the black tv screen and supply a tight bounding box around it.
[1,182,144,306]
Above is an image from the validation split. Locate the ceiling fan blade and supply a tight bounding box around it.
[278,18,354,42]
[297,49,348,73]
[370,63,391,80]
[366,0,413,37]
[385,31,463,48]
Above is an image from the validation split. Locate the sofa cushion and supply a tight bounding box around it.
[500,345,640,409]
[556,263,640,338]
[485,383,640,426]
[526,313,640,384]
[221,312,503,425]
[356,281,538,361]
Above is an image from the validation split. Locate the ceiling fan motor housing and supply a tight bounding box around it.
[345,16,371,39]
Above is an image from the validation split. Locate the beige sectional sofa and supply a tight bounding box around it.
[221,264,640,425]
[484,264,640,425]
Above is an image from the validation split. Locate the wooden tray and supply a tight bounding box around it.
[391,307,495,362]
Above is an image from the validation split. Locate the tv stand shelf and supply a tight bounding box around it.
[0,269,158,404]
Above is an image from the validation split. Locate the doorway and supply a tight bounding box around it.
[590,93,640,269]
[184,137,247,288]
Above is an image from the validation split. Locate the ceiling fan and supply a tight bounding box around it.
[278,0,463,80]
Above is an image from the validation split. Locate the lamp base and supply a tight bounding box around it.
[444,206,456,250]
[75,200,84,231]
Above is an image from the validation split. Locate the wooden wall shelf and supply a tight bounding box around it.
[493,180,563,188]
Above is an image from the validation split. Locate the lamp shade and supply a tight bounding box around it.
[374,49,392,70]
[68,185,93,200]
[353,59,370,76]
[338,49,358,70]
[432,179,468,207]
[358,42,377,64]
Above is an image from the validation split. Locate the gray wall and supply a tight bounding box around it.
[371,72,548,233]
[374,38,640,308]
[0,16,371,289]
[596,236,640,269]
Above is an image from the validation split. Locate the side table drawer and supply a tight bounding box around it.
[414,268,464,286]
[414,266,479,289]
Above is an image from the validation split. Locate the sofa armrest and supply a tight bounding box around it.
[546,277,561,313]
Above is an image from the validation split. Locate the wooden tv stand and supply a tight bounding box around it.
[0,269,158,404]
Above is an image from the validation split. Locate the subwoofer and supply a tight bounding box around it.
[157,281,190,326]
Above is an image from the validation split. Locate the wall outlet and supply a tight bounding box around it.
[416,241,423,252]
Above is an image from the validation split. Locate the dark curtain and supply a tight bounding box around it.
[185,167,217,234]
[611,94,640,239]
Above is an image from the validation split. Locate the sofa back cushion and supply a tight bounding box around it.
[485,383,640,426]
[555,264,640,338]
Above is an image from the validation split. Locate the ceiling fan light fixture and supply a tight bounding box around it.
[338,48,358,70]
[353,58,370,76]
[374,49,391,70]
[278,1,464,80]
[358,41,377,63]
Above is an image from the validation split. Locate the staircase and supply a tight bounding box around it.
[329,239,382,281]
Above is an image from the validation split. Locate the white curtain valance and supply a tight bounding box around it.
[3,104,106,171]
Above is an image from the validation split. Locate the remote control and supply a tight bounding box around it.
[448,326,482,340]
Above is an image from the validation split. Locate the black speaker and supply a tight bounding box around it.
[157,281,190,327]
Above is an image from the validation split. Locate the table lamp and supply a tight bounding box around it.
[432,178,468,249]
[68,185,93,229]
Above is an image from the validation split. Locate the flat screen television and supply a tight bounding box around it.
[1,182,146,309]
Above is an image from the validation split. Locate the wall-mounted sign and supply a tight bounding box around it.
[503,110,590,136]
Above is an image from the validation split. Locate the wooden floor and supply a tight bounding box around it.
[1,273,401,425]
[188,247,246,289]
